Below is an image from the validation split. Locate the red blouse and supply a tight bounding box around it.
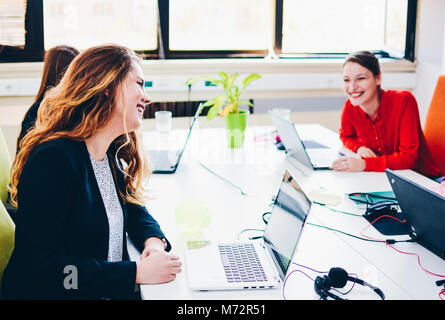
[339,89,441,177]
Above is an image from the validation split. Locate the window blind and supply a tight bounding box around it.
[0,0,26,47]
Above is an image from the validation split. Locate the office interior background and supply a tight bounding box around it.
[0,0,444,156]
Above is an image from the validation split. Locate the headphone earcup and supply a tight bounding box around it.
[314,276,328,299]
[327,267,349,288]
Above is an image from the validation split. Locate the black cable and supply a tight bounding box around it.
[237,228,264,240]
[262,211,271,224]
[307,222,416,245]
[197,160,248,196]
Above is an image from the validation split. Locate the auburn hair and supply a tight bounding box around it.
[33,45,79,105]
[10,44,151,207]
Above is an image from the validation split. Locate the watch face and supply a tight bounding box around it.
[161,237,168,250]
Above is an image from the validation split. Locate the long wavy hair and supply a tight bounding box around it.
[33,45,79,105]
[10,44,151,207]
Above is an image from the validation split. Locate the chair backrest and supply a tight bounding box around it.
[424,75,445,175]
[0,128,12,204]
[0,201,14,291]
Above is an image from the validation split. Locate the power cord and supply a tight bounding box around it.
[197,160,248,196]
[237,228,265,240]
[313,201,363,217]
[306,222,416,245]
[237,212,272,240]
[262,211,271,224]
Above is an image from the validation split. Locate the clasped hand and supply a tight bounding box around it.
[136,246,182,285]
[331,146,375,172]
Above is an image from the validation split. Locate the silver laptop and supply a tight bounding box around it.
[148,104,201,174]
[386,169,445,260]
[184,169,311,291]
[269,110,338,170]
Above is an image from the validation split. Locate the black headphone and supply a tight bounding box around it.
[363,201,399,220]
[314,267,385,300]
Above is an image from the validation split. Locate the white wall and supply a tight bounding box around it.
[412,0,445,125]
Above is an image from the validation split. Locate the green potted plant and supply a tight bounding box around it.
[186,71,261,148]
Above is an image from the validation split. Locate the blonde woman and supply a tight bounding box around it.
[2,44,181,300]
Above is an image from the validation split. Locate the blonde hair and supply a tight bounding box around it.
[10,44,151,207]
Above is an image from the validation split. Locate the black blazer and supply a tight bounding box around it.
[1,138,170,300]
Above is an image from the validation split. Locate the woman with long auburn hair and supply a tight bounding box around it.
[2,44,181,300]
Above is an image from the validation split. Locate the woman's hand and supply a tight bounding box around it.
[140,237,166,260]
[136,251,182,284]
[357,146,377,158]
[331,157,366,172]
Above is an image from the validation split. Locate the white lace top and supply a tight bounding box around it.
[89,153,124,262]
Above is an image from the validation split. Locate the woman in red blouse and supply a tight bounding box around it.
[331,51,441,178]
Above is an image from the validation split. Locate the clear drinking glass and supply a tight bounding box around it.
[155,110,172,133]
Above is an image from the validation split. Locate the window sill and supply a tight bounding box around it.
[0,57,417,101]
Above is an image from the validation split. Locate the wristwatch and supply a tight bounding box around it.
[159,237,168,250]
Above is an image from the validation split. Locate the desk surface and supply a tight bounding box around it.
[127,119,444,300]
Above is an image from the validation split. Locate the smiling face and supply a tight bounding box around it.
[112,62,151,134]
[342,61,381,110]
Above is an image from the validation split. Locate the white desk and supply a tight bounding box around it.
[301,169,444,300]
[128,119,445,300]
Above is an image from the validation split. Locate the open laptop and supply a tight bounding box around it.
[269,110,339,170]
[148,105,201,174]
[386,169,445,260]
[184,169,311,291]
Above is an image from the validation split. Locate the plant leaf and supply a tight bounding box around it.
[201,93,227,109]
[218,71,229,83]
[207,104,220,121]
[242,73,261,90]
[220,104,235,117]
[227,73,239,89]
[239,100,252,106]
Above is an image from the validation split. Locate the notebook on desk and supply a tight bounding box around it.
[148,105,201,174]
[386,169,445,260]
[268,111,339,170]
[184,169,311,291]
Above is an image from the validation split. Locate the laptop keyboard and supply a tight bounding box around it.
[218,243,268,283]
[306,149,334,166]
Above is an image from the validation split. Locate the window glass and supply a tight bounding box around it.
[169,0,271,51]
[282,0,403,54]
[0,0,26,47]
[43,0,158,51]
[385,0,408,55]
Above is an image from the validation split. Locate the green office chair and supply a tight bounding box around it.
[0,128,11,205]
[0,200,14,292]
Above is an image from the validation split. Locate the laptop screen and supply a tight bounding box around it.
[263,170,311,279]
[386,169,445,260]
[268,111,315,169]
[177,103,202,158]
